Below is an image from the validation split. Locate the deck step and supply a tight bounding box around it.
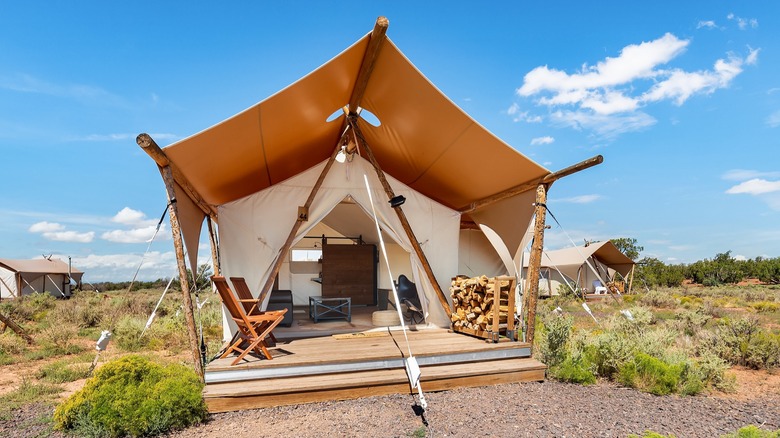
[204,357,546,413]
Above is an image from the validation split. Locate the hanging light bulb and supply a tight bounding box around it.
[335,145,347,163]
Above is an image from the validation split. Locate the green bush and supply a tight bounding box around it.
[54,355,207,437]
[618,352,702,396]
[639,291,679,309]
[721,425,780,438]
[537,314,573,368]
[549,355,596,384]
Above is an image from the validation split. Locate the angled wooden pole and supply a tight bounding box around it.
[348,16,389,115]
[524,184,548,348]
[254,131,352,310]
[161,165,204,381]
[207,216,221,276]
[0,312,33,344]
[459,155,603,213]
[137,133,218,220]
[349,116,452,317]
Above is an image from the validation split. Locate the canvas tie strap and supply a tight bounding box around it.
[363,174,427,410]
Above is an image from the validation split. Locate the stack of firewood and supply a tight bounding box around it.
[450,275,510,332]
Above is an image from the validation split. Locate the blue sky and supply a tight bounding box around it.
[1,2,778,281]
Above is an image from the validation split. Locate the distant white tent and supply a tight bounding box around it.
[522,241,635,296]
[0,258,83,299]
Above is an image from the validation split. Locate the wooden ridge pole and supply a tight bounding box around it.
[161,166,204,381]
[348,16,389,115]
[524,184,548,348]
[460,155,603,214]
[137,133,218,220]
[349,116,452,317]
[254,131,351,310]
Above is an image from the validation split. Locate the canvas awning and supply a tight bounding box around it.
[154,29,552,267]
[0,258,83,279]
[525,241,635,280]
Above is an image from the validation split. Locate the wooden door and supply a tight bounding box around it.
[321,243,377,305]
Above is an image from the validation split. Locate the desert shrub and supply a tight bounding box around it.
[2,292,57,322]
[694,352,735,392]
[549,355,596,384]
[721,425,780,437]
[112,315,148,352]
[54,355,207,437]
[751,301,780,313]
[38,360,91,383]
[38,315,82,356]
[0,332,28,355]
[618,352,702,396]
[745,332,780,369]
[581,331,634,379]
[639,291,678,309]
[674,309,712,336]
[627,432,675,438]
[537,314,572,367]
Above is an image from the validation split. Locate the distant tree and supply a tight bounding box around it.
[610,237,644,261]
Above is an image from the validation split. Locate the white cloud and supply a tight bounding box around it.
[102,224,167,244]
[29,221,65,233]
[726,179,780,195]
[551,110,656,138]
[507,103,542,123]
[722,169,780,181]
[514,33,758,138]
[519,33,688,96]
[111,207,157,227]
[29,220,94,242]
[642,53,750,105]
[42,230,95,243]
[727,13,758,30]
[0,72,124,106]
[734,254,747,261]
[557,194,603,204]
[530,136,555,146]
[65,251,179,282]
[697,20,717,30]
[766,110,780,128]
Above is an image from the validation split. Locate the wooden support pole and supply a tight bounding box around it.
[628,265,635,294]
[524,184,548,348]
[348,16,389,115]
[137,133,218,220]
[255,131,351,310]
[349,116,452,317]
[459,155,603,213]
[161,166,204,381]
[207,216,221,276]
[0,312,33,345]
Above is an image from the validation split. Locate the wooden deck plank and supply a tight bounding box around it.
[204,358,546,413]
[206,328,530,373]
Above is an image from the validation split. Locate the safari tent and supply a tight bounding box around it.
[138,17,600,411]
[0,258,83,299]
[524,241,635,296]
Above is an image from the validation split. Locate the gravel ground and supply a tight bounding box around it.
[170,381,779,438]
[4,381,778,438]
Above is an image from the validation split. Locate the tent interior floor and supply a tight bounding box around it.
[204,327,546,413]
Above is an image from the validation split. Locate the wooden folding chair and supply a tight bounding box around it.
[229,276,279,345]
[212,276,287,365]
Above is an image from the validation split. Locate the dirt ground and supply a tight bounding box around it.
[3,368,778,438]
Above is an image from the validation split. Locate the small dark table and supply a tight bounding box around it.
[309,296,351,322]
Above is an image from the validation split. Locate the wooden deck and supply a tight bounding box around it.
[204,327,546,412]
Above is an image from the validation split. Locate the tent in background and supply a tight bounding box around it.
[523,241,635,296]
[0,258,83,299]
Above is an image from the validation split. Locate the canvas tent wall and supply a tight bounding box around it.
[138,18,601,343]
[0,258,83,299]
[522,241,635,296]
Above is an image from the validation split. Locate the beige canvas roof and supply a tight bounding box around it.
[0,258,83,278]
[162,33,549,213]
[144,20,579,273]
[525,241,635,278]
